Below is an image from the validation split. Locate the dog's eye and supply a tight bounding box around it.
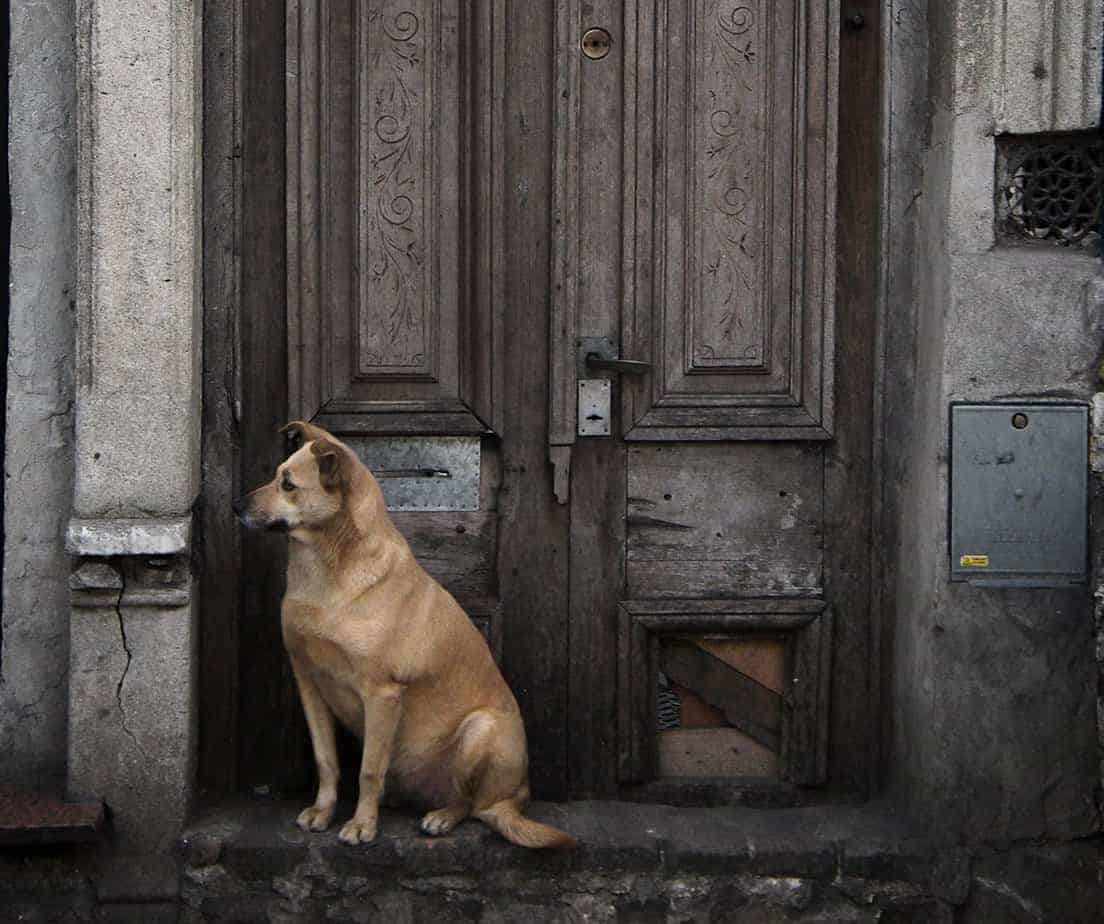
[281,478,296,492]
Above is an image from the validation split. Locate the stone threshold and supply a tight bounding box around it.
[176,796,971,921]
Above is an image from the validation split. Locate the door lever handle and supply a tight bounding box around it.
[585,353,651,375]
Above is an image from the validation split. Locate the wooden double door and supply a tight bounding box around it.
[201,0,882,803]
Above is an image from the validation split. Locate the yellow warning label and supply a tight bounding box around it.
[959,554,990,568]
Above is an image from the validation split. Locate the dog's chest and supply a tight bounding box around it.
[286,623,366,732]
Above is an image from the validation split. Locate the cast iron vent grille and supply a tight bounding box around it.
[997,134,1103,247]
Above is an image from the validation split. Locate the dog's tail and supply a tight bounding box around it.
[476,799,577,850]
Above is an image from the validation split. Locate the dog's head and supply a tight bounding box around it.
[233,421,361,535]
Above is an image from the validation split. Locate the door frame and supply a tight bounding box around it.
[199,0,887,803]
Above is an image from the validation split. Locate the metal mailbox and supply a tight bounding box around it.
[950,403,1088,586]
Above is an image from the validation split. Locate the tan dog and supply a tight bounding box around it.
[234,421,575,849]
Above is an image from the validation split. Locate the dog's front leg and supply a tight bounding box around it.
[339,683,403,845]
[289,655,340,832]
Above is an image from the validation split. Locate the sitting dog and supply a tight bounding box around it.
[234,421,575,849]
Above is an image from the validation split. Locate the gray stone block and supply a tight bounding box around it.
[67,598,197,853]
[96,855,180,903]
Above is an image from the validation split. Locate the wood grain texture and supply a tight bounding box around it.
[621,0,839,439]
[288,0,500,435]
[391,512,497,599]
[696,638,785,694]
[495,0,570,800]
[547,0,581,475]
[658,728,778,779]
[238,0,312,795]
[564,0,628,799]
[782,607,833,785]
[626,443,823,598]
[825,0,882,796]
[568,436,626,797]
[669,684,726,728]
[198,0,243,795]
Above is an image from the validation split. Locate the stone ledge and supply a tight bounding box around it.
[66,517,192,557]
[172,798,983,921]
[178,797,938,886]
[0,787,106,847]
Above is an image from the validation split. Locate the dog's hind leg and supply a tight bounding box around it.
[419,710,505,837]
[464,712,576,849]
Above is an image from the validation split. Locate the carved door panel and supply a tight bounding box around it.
[288,0,500,436]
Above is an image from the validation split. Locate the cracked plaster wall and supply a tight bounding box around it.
[884,0,1103,842]
[67,589,197,852]
[1,0,78,787]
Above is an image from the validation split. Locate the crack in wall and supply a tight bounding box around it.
[111,568,147,759]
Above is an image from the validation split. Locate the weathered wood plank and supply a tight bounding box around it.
[237,0,311,796]
[696,638,785,695]
[198,0,242,795]
[657,728,778,780]
[627,443,823,597]
[391,512,497,600]
[668,683,725,728]
[826,0,883,796]
[563,0,627,801]
[495,0,569,800]
[661,639,782,752]
[624,598,826,619]
[568,438,625,797]
[782,608,833,785]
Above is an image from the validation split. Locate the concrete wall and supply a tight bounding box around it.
[885,0,1104,843]
[1,0,78,788]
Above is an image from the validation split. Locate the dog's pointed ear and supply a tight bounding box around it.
[310,439,345,491]
[280,420,332,450]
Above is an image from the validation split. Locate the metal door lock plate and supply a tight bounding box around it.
[578,379,611,437]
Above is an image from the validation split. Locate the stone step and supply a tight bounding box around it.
[176,797,968,921]
[0,786,105,846]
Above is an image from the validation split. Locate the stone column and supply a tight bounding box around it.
[67,0,202,853]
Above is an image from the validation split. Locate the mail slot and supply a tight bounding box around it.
[950,403,1088,586]
[345,437,480,512]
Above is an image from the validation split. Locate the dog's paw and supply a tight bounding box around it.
[296,804,334,832]
[338,818,377,845]
[420,807,465,836]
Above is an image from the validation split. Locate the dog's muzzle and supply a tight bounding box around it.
[233,496,258,529]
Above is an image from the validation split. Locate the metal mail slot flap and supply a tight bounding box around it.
[950,403,1088,586]
[345,437,480,512]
